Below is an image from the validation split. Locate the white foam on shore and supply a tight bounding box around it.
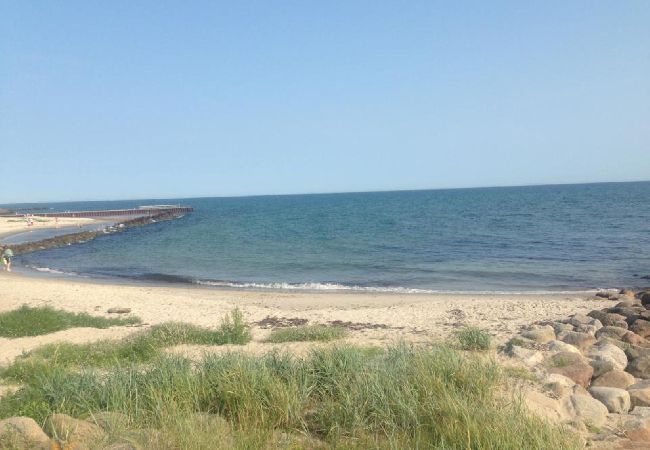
[192,279,603,295]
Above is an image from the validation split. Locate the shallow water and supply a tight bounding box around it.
[6,182,650,292]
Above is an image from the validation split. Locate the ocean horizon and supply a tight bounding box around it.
[4,181,650,293]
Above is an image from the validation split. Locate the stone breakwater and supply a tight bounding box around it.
[506,289,650,448]
[7,211,184,256]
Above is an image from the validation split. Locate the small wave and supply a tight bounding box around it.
[192,279,600,295]
[30,266,80,276]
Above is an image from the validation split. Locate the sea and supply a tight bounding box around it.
[3,182,650,293]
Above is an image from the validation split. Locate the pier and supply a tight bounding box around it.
[28,205,193,218]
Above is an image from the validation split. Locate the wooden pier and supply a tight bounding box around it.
[31,206,193,219]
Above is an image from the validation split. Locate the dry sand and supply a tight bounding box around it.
[0,270,612,365]
[0,216,99,239]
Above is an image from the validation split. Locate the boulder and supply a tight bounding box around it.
[625,345,650,361]
[570,393,608,427]
[0,417,51,450]
[544,373,577,397]
[586,342,628,377]
[548,340,582,355]
[617,298,642,308]
[524,390,573,422]
[547,352,594,388]
[44,413,107,448]
[575,324,599,335]
[558,331,597,350]
[591,370,636,389]
[640,292,650,306]
[588,386,631,413]
[627,356,650,379]
[553,322,574,335]
[630,319,650,339]
[624,416,650,442]
[628,380,650,408]
[521,325,556,344]
[596,326,629,341]
[507,345,544,367]
[622,331,650,346]
[568,313,593,327]
[587,310,628,328]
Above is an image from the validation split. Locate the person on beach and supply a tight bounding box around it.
[2,247,13,272]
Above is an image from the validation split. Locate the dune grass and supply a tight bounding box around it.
[0,342,579,449]
[265,324,347,343]
[454,326,492,351]
[0,305,141,338]
[1,309,252,384]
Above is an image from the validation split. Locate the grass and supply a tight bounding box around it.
[454,326,492,351]
[1,309,252,384]
[265,324,347,343]
[0,305,141,338]
[0,343,580,449]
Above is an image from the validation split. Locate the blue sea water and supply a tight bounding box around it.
[5,182,650,293]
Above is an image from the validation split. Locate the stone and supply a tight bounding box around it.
[570,393,608,427]
[592,370,636,389]
[626,345,650,361]
[588,310,628,328]
[596,326,629,340]
[44,414,107,448]
[622,332,650,346]
[586,342,628,377]
[624,416,650,442]
[548,340,582,355]
[627,356,650,379]
[507,346,544,367]
[575,324,599,335]
[521,325,556,343]
[630,319,650,339]
[617,298,642,308]
[544,373,577,397]
[553,322,574,335]
[547,352,594,388]
[107,308,131,314]
[596,292,613,299]
[568,313,593,327]
[628,381,650,407]
[524,390,573,422]
[588,386,631,413]
[0,417,51,450]
[640,292,650,306]
[558,331,597,350]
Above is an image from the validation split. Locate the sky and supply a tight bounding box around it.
[1,1,649,203]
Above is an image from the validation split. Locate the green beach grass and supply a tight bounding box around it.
[454,326,492,351]
[0,305,141,338]
[265,324,347,343]
[0,342,579,449]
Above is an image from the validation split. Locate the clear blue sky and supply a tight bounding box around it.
[1,1,649,203]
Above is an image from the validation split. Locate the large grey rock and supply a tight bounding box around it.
[588,386,631,413]
[568,313,593,327]
[45,413,107,448]
[507,345,544,367]
[625,344,650,361]
[631,319,650,339]
[0,417,51,450]
[547,352,594,388]
[524,390,574,423]
[640,292,650,306]
[558,331,597,350]
[553,322,575,335]
[570,393,608,427]
[544,373,577,397]
[548,340,582,355]
[521,325,556,343]
[588,310,629,328]
[586,342,628,377]
[595,326,629,340]
[627,355,650,379]
[591,370,636,389]
[628,381,650,408]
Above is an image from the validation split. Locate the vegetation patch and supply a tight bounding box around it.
[0,305,141,338]
[454,326,492,350]
[0,343,579,449]
[265,324,347,343]
[1,309,252,384]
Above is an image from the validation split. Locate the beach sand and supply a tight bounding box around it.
[0,271,612,365]
[0,216,99,240]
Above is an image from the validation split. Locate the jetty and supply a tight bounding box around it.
[23,205,193,219]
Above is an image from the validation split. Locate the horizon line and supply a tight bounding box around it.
[1,178,649,206]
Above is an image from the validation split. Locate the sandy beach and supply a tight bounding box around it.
[0,216,99,240]
[0,270,612,365]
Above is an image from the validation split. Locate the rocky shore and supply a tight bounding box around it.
[506,289,650,448]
